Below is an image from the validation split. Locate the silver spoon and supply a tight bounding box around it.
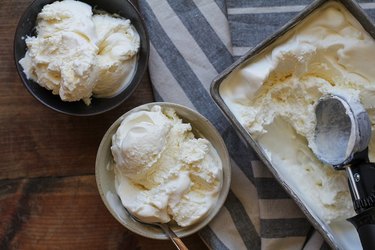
[124,207,189,250]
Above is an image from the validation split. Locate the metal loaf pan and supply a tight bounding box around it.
[210,0,375,249]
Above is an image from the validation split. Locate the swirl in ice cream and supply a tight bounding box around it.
[111,105,223,227]
[19,0,140,105]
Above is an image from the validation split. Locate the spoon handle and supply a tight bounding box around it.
[158,223,189,250]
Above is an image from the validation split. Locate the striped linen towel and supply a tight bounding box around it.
[138,0,375,249]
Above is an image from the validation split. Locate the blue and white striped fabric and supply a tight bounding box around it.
[138,0,375,249]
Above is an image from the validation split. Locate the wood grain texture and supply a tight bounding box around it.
[0,176,207,249]
[0,0,208,248]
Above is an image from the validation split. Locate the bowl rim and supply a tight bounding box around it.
[95,102,231,239]
[13,0,150,116]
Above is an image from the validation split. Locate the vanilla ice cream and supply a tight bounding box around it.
[19,0,139,105]
[93,15,139,97]
[111,105,222,227]
[220,1,375,225]
[35,0,97,41]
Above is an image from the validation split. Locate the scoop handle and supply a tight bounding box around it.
[348,207,375,250]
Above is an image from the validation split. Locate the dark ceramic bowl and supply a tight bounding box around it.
[14,0,149,116]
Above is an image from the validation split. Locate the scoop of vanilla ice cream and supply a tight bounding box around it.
[111,105,222,227]
[36,0,97,42]
[111,106,172,180]
[19,0,98,104]
[20,31,98,104]
[92,15,140,97]
[173,140,222,226]
[220,2,375,224]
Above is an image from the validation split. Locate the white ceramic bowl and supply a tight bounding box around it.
[95,102,231,239]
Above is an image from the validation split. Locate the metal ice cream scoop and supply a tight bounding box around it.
[312,94,375,250]
[313,94,371,167]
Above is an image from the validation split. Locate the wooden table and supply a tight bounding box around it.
[0,0,208,249]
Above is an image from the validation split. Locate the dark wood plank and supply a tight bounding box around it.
[0,175,208,249]
[0,75,154,180]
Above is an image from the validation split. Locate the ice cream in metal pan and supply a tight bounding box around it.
[211,0,375,249]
